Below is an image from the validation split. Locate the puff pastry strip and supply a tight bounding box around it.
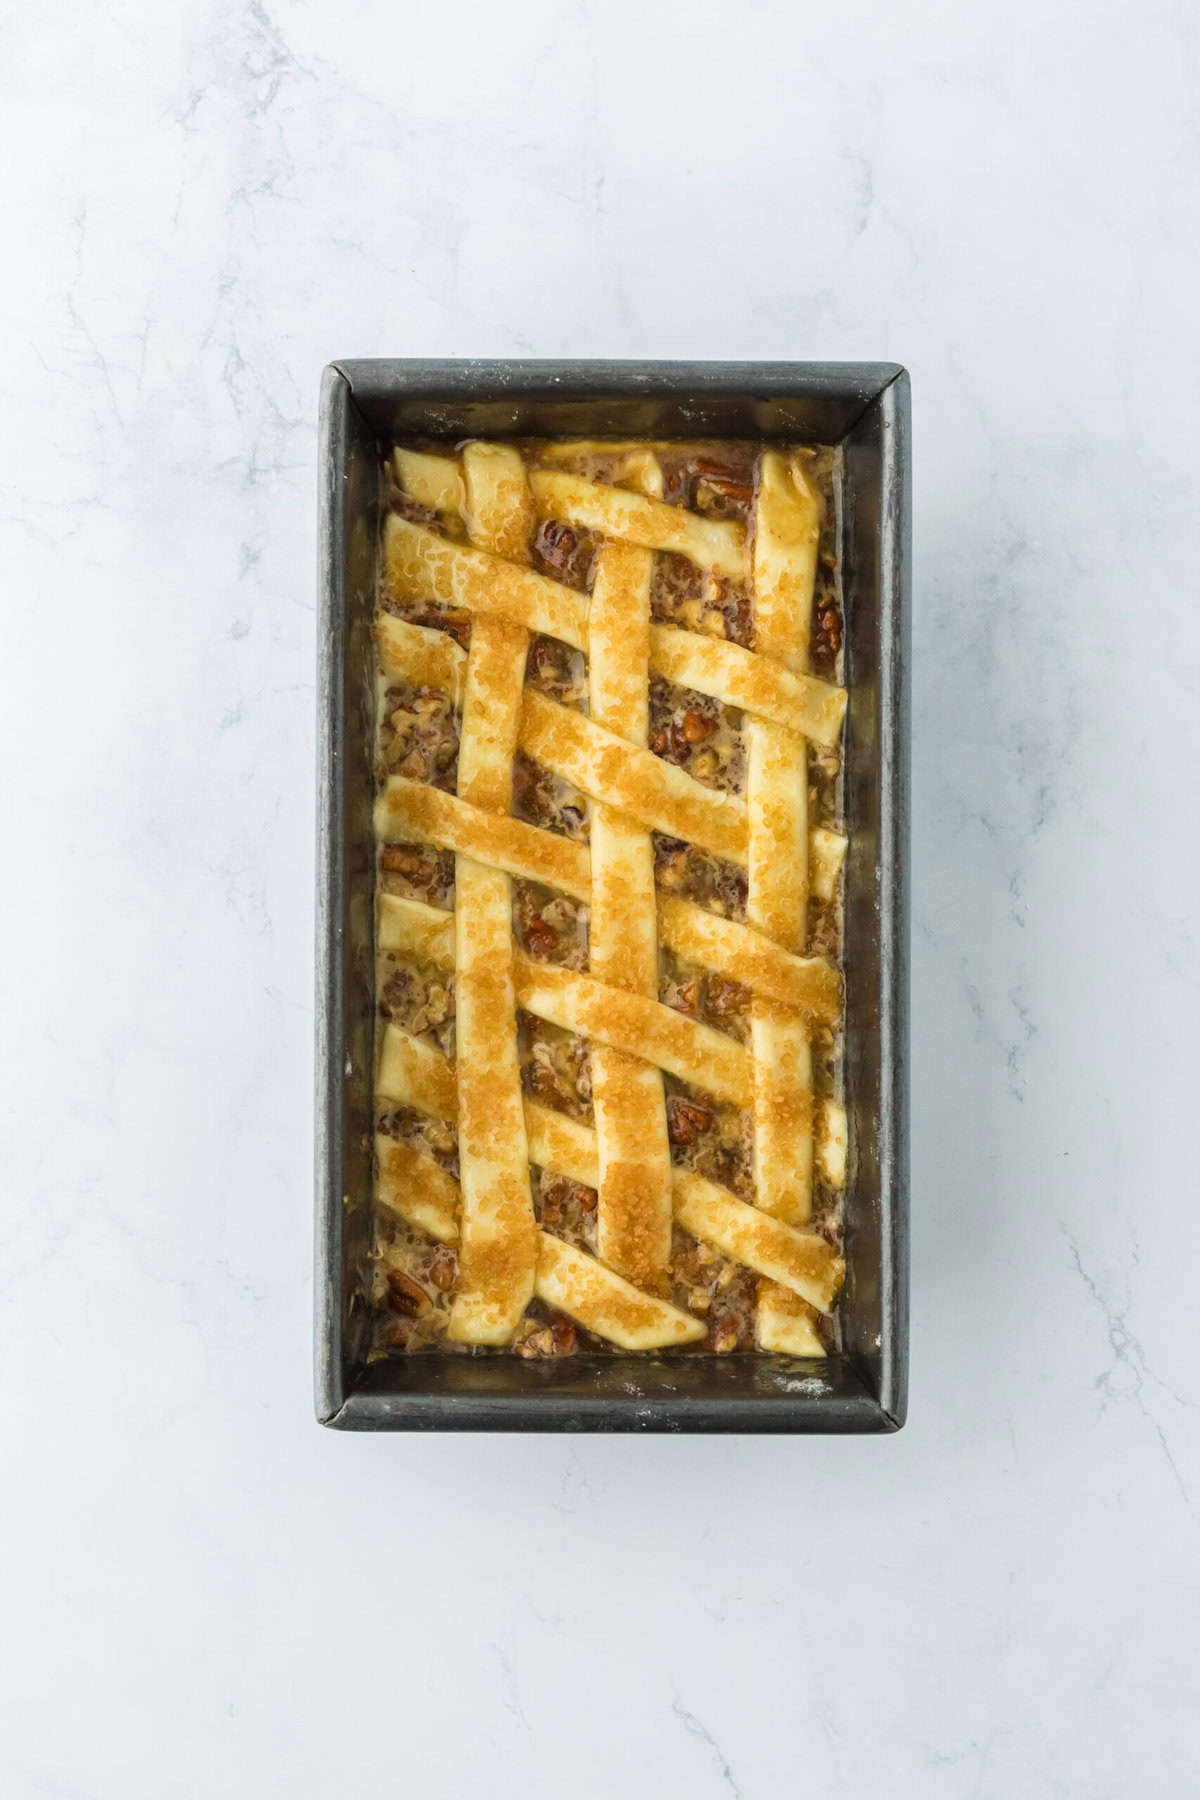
[375,1126,841,1317]
[529,470,747,579]
[446,446,539,1344]
[746,453,821,1314]
[379,1034,845,1193]
[376,779,591,901]
[376,1140,703,1349]
[375,613,466,701]
[393,448,465,515]
[520,690,748,865]
[648,626,846,749]
[378,888,841,1031]
[513,955,754,1109]
[384,515,588,650]
[588,533,674,1287]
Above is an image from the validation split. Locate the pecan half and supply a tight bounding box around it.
[428,1246,458,1292]
[667,1096,716,1145]
[386,1269,430,1316]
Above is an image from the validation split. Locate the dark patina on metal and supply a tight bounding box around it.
[316,361,910,1433]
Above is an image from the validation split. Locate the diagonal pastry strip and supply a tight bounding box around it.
[374,1140,703,1351]
[529,469,747,578]
[385,514,589,649]
[649,625,846,748]
[520,689,749,864]
[375,1132,842,1326]
[376,779,592,901]
[379,888,840,1027]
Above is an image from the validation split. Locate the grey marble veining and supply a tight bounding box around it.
[2,1,1198,1795]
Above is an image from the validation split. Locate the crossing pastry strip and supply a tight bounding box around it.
[375,613,467,700]
[810,827,848,904]
[648,626,846,748]
[378,1013,845,1195]
[747,453,823,1350]
[377,1025,459,1120]
[529,469,747,579]
[377,1140,702,1349]
[378,883,842,1027]
[378,892,455,964]
[534,1235,705,1350]
[657,894,841,1024]
[447,857,538,1343]
[378,786,835,925]
[376,1136,460,1244]
[446,446,540,1345]
[754,1285,825,1356]
[672,1171,843,1314]
[393,447,465,515]
[524,1102,599,1188]
[513,955,754,1108]
[376,779,591,901]
[816,1100,847,1189]
[588,532,673,1287]
[376,1126,840,1320]
[384,514,589,650]
[521,689,748,865]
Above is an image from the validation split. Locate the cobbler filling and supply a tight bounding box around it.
[378,681,460,790]
[511,751,589,841]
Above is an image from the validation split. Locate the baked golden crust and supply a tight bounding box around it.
[385,515,588,649]
[746,453,822,1328]
[530,469,747,577]
[521,689,749,864]
[588,535,673,1288]
[447,450,539,1345]
[372,437,848,1357]
[649,626,845,748]
[376,779,592,900]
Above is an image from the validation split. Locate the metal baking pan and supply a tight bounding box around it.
[316,360,909,1432]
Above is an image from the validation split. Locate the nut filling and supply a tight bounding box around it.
[370,438,847,1357]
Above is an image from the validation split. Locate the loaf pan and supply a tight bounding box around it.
[316,360,909,1432]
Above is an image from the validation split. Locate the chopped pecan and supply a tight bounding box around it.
[533,520,595,590]
[703,973,745,1026]
[549,1313,577,1354]
[667,1095,716,1145]
[682,707,715,744]
[386,1269,430,1317]
[667,978,700,1017]
[523,917,559,958]
[708,1314,740,1354]
[515,1313,577,1357]
[381,1319,411,1350]
[540,1174,595,1228]
[812,601,842,673]
[379,968,415,1020]
[381,845,435,881]
[428,1245,458,1292]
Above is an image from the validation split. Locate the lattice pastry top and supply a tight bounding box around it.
[371,438,849,1359]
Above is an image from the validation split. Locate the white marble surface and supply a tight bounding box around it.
[3,1,1199,1793]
